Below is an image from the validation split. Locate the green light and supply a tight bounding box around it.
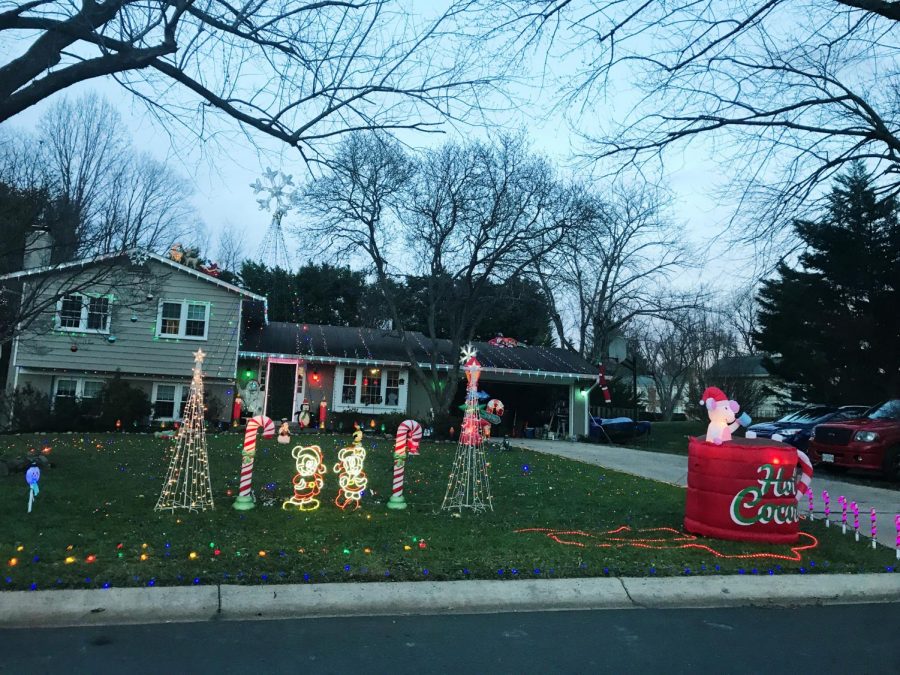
[243,370,253,378]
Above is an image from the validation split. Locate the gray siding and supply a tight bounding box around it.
[13,260,242,383]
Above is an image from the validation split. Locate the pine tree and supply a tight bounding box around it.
[155,349,215,512]
[756,163,900,403]
[441,345,493,513]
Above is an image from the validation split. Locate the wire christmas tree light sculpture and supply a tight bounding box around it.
[155,349,215,512]
[251,167,296,272]
[441,344,493,514]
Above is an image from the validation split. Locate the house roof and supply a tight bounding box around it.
[0,249,267,302]
[707,355,771,378]
[240,322,597,379]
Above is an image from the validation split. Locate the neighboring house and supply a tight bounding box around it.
[238,322,597,437]
[2,248,264,423]
[706,355,788,418]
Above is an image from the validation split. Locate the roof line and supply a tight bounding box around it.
[0,249,266,302]
[238,350,595,379]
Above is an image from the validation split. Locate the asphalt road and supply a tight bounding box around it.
[1,604,897,674]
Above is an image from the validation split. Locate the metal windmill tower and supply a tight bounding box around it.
[251,168,296,271]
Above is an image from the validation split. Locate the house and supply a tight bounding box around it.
[2,247,264,423]
[238,322,597,437]
[706,355,788,418]
[3,248,598,435]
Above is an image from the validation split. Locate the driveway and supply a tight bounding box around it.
[507,438,900,549]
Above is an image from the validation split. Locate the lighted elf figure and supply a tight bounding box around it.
[277,420,291,444]
[282,445,326,511]
[334,444,368,510]
[319,397,328,430]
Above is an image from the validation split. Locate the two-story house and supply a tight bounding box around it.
[2,244,600,436]
[2,246,264,422]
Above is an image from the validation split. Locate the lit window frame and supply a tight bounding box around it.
[155,300,210,340]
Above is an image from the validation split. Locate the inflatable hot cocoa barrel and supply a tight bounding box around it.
[684,436,800,544]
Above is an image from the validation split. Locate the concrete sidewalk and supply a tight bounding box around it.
[3,574,900,629]
[508,438,900,549]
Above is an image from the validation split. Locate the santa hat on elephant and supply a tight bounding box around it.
[700,386,729,408]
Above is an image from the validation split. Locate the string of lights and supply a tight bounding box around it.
[154,349,215,513]
[441,345,493,514]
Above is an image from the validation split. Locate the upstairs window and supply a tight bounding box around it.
[156,301,209,340]
[56,294,111,333]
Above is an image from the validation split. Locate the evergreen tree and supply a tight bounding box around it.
[755,164,900,403]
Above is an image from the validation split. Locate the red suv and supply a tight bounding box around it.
[808,400,900,478]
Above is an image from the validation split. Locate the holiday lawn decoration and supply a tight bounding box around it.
[388,420,423,510]
[700,386,752,444]
[277,421,291,444]
[25,466,40,513]
[233,414,275,511]
[282,445,326,512]
[333,444,367,510]
[442,344,493,514]
[684,436,802,544]
[156,349,215,513]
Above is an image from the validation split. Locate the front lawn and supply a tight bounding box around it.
[0,432,895,590]
[617,420,707,454]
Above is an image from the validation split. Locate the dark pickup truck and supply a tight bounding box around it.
[808,400,900,479]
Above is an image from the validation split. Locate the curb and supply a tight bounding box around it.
[2,574,900,629]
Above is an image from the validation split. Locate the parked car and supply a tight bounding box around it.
[808,400,900,478]
[747,405,869,451]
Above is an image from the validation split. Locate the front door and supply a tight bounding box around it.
[265,363,296,421]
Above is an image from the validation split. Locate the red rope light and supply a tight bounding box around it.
[516,526,819,562]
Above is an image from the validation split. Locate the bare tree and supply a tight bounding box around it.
[496,1,900,250]
[0,94,190,347]
[215,224,248,277]
[296,131,573,418]
[0,1,493,162]
[535,182,694,361]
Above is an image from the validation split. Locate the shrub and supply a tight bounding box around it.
[3,385,51,432]
[99,374,151,430]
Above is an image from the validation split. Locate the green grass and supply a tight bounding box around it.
[0,432,895,590]
[615,420,707,454]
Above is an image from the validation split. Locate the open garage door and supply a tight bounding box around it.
[452,380,571,438]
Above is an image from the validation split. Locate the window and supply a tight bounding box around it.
[156,301,209,340]
[151,383,191,420]
[341,369,357,404]
[334,367,407,411]
[385,369,400,407]
[56,294,110,333]
[361,369,382,405]
[54,379,77,404]
[53,378,104,409]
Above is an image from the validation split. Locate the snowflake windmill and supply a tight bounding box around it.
[251,167,296,271]
[441,343,493,514]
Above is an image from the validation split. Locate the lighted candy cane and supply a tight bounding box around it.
[839,496,847,534]
[794,450,813,503]
[233,415,275,511]
[823,491,830,527]
[871,508,877,549]
[852,501,860,542]
[895,515,900,560]
[387,420,423,511]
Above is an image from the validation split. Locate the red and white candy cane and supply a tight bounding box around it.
[794,450,813,500]
[387,420,423,510]
[235,415,274,508]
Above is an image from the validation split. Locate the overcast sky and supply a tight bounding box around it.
[3,6,745,289]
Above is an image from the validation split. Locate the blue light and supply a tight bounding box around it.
[193,578,201,585]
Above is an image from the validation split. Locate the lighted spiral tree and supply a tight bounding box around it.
[441,344,493,514]
[155,349,214,512]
